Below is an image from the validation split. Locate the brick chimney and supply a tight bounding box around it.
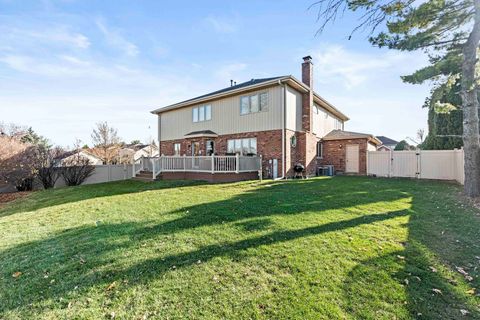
[301,56,313,132]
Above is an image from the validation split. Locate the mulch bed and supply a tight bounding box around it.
[0,192,30,204]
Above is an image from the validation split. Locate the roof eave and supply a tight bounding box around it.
[151,76,291,114]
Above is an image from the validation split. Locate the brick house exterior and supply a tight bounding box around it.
[151,56,379,179]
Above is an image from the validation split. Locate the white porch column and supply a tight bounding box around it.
[211,154,215,174]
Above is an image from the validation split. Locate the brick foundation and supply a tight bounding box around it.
[318,138,369,175]
[160,171,259,183]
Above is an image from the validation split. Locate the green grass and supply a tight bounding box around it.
[0,177,479,319]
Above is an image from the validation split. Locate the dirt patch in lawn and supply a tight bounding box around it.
[0,192,30,206]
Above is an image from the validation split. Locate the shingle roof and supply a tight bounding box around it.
[175,76,286,106]
[322,130,382,145]
[376,136,399,145]
[184,130,218,137]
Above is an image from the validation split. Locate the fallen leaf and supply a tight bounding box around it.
[432,288,443,295]
[397,255,405,260]
[429,266,437,273]
[12,271,22,278]
[106,281,117,291]
[460,309,470,316]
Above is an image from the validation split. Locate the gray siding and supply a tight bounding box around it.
[159,86,284,141]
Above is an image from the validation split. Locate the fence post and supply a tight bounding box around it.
[211,154,215,174]
[389,150,393,177]
[151,158,155,180]
[236,154,240,174]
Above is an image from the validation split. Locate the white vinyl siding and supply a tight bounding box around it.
[285,85,302,131]
[160,86,282,141]
[312,104,344,138]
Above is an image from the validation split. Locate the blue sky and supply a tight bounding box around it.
[0,0,431,147]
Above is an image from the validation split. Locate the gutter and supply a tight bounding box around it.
[275,79,287,180]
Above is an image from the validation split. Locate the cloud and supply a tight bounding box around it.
[0,26,90,50]
[95,18,139,57]
[214,62,247,81]
[312,45,425,89]
[204,15,238,33]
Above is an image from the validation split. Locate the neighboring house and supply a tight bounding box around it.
[376,136,399,151]
[119,143,159,164]
[58,150,103,166]
[151,56,379,177]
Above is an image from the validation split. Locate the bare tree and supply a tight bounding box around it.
[35,146,64,189]
[91,121,121,164]
[61,141,95,186]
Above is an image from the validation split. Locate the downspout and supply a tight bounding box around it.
[275,79,286,180]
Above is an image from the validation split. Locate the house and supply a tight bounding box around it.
[58,150,103,166]
[376,136,399,151]
[151,56,380,179]
[119,143,159,164]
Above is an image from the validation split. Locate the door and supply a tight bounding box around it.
[346,145,359,173]
[191,142,200,168]
[272,159,278,179]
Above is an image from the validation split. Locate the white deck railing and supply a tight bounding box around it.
[133,155,262,179]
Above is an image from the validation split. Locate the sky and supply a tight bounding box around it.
[0,0,431,147]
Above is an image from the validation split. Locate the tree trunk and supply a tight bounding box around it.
[461,0,480,197]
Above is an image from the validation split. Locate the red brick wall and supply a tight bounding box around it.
[318,138,369,175]
[160,130,285,178]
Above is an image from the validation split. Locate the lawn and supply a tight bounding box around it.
[0,177,479,319]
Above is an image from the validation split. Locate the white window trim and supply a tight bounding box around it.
[192,105,212,123]
[240,92,268,115]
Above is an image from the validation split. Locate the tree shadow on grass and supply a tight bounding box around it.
[0,177,411,317]
[342,185,480,319]
[0,179,206,218]
[0,209,409,317]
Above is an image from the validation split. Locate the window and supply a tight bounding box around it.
[317,142,323,158]
[335,119,343,130]
[174,143,181,156]
[206,140,214,155]
[227,138,257,155]
[192,105,211,122]
[240,92,268,115]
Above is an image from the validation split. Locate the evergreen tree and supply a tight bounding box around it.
[311,0,480,196]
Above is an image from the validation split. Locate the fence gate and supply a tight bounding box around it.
[367,149,464,184]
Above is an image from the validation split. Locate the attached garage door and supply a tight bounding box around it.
[346,144,359,173]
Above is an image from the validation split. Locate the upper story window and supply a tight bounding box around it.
[335,119,343,130]
[240,92,268,115]
[193,105,211,123]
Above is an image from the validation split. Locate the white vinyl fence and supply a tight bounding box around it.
[54,164,133,188]
[367,149,465,184]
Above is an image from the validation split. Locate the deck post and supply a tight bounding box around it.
[259,155,263,181]
[183,154,186,171]
[235,154,240,174]
[211,154,215,174]
[132,160,136,178]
